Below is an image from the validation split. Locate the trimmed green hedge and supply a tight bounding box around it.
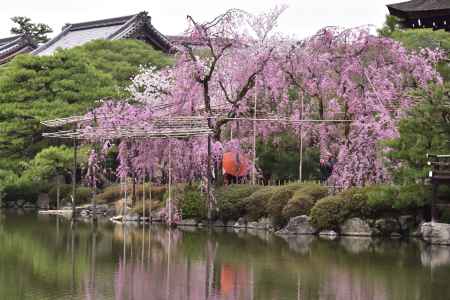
[311,184,432,230]
[215,182,327,227]
[310,195,346,230]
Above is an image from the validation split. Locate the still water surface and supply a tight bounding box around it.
[0,212,449,300]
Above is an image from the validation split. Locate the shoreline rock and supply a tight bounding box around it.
[340,218,372,236]
[276,215,317,235]
[422,222,450,245]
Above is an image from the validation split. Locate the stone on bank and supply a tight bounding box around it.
[276,215,317,235]
[421,222,450,245]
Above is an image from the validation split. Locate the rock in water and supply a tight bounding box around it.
[276,215,317,235]
[340,218,372,236]
[422,222,450,245]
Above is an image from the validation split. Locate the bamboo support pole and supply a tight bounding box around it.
[149,181,152,223]
[299,93,304,182]
[207,118,213,222]
[252,79,257,185]
[168,139,172,225]
[142,177,146,222]
[56,174,60,210]
[72,139,77,219]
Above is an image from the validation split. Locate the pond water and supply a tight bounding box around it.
[0,212,449,300]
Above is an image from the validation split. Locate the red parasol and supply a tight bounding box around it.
[222,151,250,177]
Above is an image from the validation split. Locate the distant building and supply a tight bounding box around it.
[33,11,175,56]
[387,0,450,31]
[0,34,36,65]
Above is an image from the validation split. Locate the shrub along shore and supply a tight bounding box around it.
[90,182,447,236]
[2,181,447,242]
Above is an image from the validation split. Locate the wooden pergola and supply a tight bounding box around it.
[41,116,213,223]
[41,106,353,222]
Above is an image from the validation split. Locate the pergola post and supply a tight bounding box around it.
[252,79,257,185]
[72,139,77,219]
[142,176,146,223]
[168,138,173,225]
[299,93,304,182]
[90,161,97,223]
[207,118,213,222]
[56,173,61,210]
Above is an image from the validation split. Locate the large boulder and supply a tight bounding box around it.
[340,218,372,236]
[374,218,401,236]
[422,222,450,245]
[276,215,317,235]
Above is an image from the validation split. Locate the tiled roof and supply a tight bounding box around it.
[33,12,173,55]
[387,0,450,12]
[0,35,36,64]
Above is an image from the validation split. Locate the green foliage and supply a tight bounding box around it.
[266,183,305,226]
[95,183,166,204]
[21,146,76,182]
[0,39,172,203]
[396,184,430,210]
[10,16,52,43]
[366,185,398,211]
[75,39,173,87]
[48,184,91,206]
[385,84,450,184]
[216,184,263,221]
[378,15,403,37]
[282,184,328,218]
[310,183,432,230]
[2,177,43,203]
[0,51,116,165]
[242,186,274,221]
[179,184,206,220]
[310,195,346,230]
[257,133,321,182]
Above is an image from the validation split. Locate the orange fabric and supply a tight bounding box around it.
[222,151,250,177]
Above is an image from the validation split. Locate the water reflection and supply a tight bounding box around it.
[1,213,450,300]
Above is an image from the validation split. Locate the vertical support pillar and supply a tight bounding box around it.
[299,93,304,182]
[168,139,172,225]
[72,139,77,219]
[207,122,212,223]
[56,173,60,210]
[431,183,437,223]
[142,176,146,223]
[149,181,152,223]
[252,78,257,185]
[91,163,97,223]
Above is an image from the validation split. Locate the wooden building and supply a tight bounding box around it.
[0,34,37,65]
[387,0,450,30]
[33,11,174,55]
